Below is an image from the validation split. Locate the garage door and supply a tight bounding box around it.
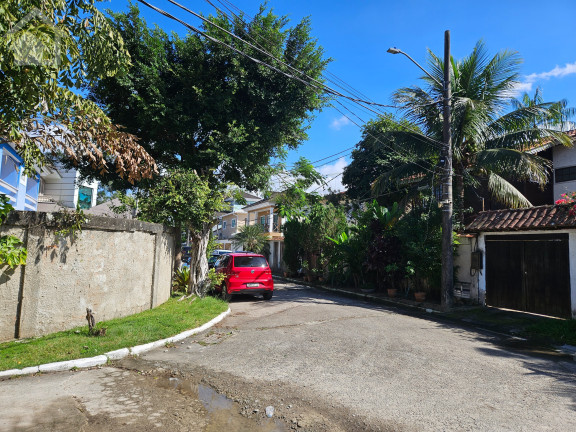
[485,234,571,318]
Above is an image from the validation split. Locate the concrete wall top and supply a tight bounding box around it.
[5,211,175,236]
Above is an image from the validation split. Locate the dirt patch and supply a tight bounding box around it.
[117,357,410,432]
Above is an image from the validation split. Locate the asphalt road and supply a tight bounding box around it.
[2,280,576,431]
[143,280,576,431]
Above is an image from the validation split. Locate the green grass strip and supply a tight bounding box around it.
[0,295,228,371]
[524,319,576,346]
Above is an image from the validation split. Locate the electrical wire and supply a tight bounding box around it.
[211,0,390,116]
[135,0,444,192]
[160,0,398,115]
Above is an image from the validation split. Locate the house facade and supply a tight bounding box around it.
[213,193,286,272]
[0,142,40,211]
[243,197,285,272]
[458,205,576,319]
[38,165,98,211]
[0,141,98,212]
[552,130,576,201]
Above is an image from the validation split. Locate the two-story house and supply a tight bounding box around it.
[213,192,286,272]
[213,191,261,249]
[0,141,98,212]
[242,194,285,272]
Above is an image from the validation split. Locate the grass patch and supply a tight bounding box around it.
[523,319,576,346]
[0,295,228,371]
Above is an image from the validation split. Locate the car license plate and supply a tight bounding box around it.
[246,283,259,287]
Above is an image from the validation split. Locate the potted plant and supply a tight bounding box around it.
[384,263,399,297]
[414,291,427,302]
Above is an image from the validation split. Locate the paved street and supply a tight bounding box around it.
[142,280,576,431]
[2,280,576,431]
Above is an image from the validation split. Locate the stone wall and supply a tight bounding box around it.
[0,211,175,342]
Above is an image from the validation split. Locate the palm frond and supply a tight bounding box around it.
[476,148,551,185]
[372,161,434,196]
[484,128,573,151]
[487,173,532,208]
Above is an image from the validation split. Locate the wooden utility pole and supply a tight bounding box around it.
[441,30,454,310]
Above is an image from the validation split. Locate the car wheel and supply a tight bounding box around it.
[221,283,232,301]
[263,291,273,301]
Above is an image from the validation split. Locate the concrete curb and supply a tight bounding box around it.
[0,308,231,379]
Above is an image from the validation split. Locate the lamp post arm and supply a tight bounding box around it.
[395,50,442,87]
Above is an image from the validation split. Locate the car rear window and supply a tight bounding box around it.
[233,256,268,268]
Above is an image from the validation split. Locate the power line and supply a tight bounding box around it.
[159,0,397,115]
[135,0,442,191]
[209,0,389,116]
[329,102,437,174]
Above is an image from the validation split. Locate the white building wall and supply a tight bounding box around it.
[42,168,98,208]
[552,146,576,201]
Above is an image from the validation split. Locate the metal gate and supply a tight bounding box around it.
[485,234,571,318]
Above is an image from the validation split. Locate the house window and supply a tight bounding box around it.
[77,186,93,209]
[260,216,265,226]
[0,153,20,189]
[223,220,227,229]
[555,166,576,183]
[26,175,39,199]
[231,218,236,228]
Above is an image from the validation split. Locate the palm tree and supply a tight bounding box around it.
[232,224,270,255]
[374,41,573,216]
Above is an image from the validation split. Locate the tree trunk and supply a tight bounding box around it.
[174,224,182,275]
[188,222,212,297]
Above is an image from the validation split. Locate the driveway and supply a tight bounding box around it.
[2,280,576,431]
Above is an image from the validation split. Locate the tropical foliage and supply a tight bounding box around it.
[0,195,27,271]
[135,168,228,296]
[372,41,573,215]
[342,114,420,203]
[0,0,156,181]
[232,224,271,255]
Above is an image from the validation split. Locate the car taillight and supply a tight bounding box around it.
[230,270,240,277]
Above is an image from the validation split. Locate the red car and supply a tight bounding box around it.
[214,252,274,300]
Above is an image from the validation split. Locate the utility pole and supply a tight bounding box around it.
[441,30,453,310]
[387,31,454,309]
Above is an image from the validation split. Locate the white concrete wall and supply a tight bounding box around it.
[454,236,481,304]
[477,229,576,318]
[553,146,576,201]
[0,212,175,341]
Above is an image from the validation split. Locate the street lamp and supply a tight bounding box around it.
[388,31,453,310]
[386,47,442,87]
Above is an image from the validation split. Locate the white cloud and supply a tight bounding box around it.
[525,62,576,81]
[313,157,348,193]
[511,81,533,94]
[514,61,576,96]
[330,115,351,131]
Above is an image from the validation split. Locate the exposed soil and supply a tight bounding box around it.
[116,356,407,432]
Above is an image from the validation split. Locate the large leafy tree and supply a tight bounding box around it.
[136,169,227,295]
[373,42,573,216]
[0,0,155,181]
[87,4,329,290]
[342,113,420,203]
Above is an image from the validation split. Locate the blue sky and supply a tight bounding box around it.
[99,0,576,192]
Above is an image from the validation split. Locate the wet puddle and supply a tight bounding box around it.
[157,377,286,431]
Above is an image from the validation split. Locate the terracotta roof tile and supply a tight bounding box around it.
[465,204,576,232]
